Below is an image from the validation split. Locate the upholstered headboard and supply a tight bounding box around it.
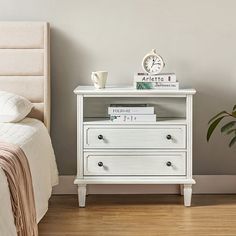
[0,22,50,130]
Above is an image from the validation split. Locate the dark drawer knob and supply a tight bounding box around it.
[98,162,103,167]
[98,135,103,140]
[166,134,172,140]
[166,161,172,167]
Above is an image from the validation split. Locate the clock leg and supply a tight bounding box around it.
[78,184,87,207]
[183,184,192,207]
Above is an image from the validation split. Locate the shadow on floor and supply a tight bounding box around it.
[49,194,236,208]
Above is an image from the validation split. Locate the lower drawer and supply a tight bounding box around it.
[84,152,186,176]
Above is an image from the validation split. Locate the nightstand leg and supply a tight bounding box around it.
[78,184,87,207]
[180,184,184,196]
[183,184,192,207]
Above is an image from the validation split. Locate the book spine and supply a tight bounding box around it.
[110,103,148,107]
[136,82,179,90]
[110,114,157,122]
[134,73,176,83]
[108,107,154,115]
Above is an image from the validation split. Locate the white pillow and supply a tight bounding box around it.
[0,91,33,122]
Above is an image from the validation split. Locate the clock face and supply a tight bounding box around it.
[142,51,164,74]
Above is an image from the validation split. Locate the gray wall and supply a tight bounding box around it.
[0,0,235,175]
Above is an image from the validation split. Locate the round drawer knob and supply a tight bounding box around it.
[98,135,103,140]
[166,161,172,167]
[166,134,172,140]
[98,162,103,167]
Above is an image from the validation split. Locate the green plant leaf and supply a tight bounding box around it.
[208,111,228,124]
[221,121,236,133]
[233,104,236,111]
[229,135,236,147]
[226,129,236,135]
[207,116,226,141]
[232,111,236,118]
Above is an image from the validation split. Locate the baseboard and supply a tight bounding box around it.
[52,175,236,194]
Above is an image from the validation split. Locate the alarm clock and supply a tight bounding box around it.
[142,49,165,75]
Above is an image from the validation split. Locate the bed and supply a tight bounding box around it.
[0,22,58,235]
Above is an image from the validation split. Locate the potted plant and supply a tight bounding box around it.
[207,105,236,147]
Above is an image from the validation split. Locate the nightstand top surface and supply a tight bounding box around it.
[74,86,196,96]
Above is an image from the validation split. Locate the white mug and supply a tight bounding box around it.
[91,71,108,89]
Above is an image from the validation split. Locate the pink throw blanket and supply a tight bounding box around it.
[0,142,38,236]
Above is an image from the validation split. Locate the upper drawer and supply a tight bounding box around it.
[84,125,186,149]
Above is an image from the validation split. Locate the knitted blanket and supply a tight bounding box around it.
[0,142,38,236]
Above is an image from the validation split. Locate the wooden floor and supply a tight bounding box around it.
[39,194,236,236]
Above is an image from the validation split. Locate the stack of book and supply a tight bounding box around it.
[134,73,179,90]
[108,104,156,122]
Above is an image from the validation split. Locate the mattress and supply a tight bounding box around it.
[0,118,58,236]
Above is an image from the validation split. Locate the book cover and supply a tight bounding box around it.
[136,82,179,90]
[134,73,176,83]
[108,106,154,115]
[110,114,157,122]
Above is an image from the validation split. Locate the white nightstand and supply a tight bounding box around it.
[74,86,196,207]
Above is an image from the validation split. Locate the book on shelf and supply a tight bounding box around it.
[110,114,156,122]
[108,104,154,115]
[136,82,179,90]
[134,73,176,83]
[109,104,149,107]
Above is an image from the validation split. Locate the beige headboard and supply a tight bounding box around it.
[0,22,50,130]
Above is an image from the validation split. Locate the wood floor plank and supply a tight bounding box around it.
[38,195,236,236]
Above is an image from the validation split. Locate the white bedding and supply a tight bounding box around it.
[0,118,58,236]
